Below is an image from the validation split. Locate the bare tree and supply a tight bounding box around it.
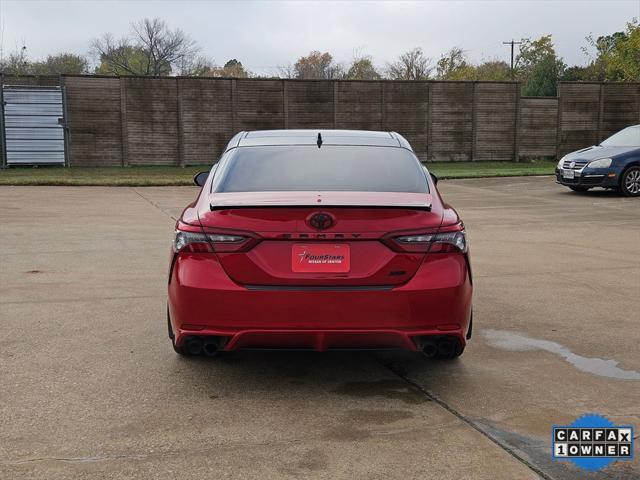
[277,63,296,79]
[92,18,200,76]
[385,47,433,80]
[0,45,29,75]
[177,55,216,76]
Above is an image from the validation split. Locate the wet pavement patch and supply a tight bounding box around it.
[345,409,414,425]
[321,425,372,442]
[483,329,640,381]
[332,379,430,404]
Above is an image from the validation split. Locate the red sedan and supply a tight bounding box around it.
[167,130,472,359]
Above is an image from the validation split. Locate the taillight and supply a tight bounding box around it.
[385,224,468,253]
[174,230,213,253]
[173,223,258,253]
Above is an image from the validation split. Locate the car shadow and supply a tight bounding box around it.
[168,349,457,402]
[560,188,621,198]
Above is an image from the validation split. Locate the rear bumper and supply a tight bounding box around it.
[168,253,472,351]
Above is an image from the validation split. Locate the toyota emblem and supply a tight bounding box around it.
[570,161,576,168]
[308,212,334,230]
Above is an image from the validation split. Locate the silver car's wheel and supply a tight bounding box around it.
[621,167,640,197]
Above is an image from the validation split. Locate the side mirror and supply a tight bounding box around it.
[194,171,209,187]
[430,172,438,185]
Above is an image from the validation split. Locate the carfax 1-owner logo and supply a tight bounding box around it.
[552,414,634,471]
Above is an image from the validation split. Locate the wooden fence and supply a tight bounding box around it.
[2,74,640,166]
[557,82,640,156]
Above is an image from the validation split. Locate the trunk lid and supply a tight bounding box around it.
[198,191,442,287]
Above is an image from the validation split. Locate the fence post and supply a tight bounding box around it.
[471,82,477,161]
[176,78,185,167]
[231,79,238,133]
[380,82,385,131]
[426,82,432,161]
[119,77,129,167]
[60,75,71,167]
[514,83,521,162]
[283,80,289,129]
[0,73,6,169]
[333,80,338,128]
[597,83,605,143]
[556,83,563,160]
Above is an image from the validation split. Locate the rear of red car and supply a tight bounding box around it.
[167,131,472,358]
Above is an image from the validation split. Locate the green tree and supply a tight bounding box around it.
[522,54,565,96]
[346,55,380,80]
[216,59,250,78]
[294,51,343,79]
[0,47,88,76]
[436,47,474,80]
[561,65,592,81]
[94,44,169,75]
[472,60,511,81]
[576,30,628,81]
[515,35,555,74]
[30,53,88,75]
[516,35,565,96]
[605,20,640,80]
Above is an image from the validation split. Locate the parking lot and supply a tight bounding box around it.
[1,176,638,479]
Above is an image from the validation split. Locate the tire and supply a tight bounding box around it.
[620,166,640,197]
[569,186,590,192]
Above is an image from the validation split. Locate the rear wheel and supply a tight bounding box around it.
[569,186,590,192]
[620,166,640,197]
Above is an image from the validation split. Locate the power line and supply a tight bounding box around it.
[502,40,522,79]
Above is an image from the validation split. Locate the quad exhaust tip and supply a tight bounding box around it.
[186,337,204,356]
[203,339,220,357]
[422,343,438,358]
[184,336,228,357]
[418,336,461,359]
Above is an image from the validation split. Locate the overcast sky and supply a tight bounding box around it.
[1,0,639,75]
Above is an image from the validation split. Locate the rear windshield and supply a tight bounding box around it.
[212,146,429,193]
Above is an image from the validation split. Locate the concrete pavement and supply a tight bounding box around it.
[0,177,638,479]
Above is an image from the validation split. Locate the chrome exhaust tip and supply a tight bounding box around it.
[421,342,438,358]
[202,340,220,357]
[185,337,204,356]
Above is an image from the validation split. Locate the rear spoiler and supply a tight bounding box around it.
[211,203,432,211]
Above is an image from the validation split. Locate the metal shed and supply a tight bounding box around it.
[1,85,66,166]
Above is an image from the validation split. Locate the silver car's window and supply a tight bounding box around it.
[600,126,640,147]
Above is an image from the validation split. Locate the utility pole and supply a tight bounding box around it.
[503,40,522,80]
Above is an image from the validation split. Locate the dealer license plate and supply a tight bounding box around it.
[292,244,350,273]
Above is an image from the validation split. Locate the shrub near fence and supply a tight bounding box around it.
[2,75,640,166]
